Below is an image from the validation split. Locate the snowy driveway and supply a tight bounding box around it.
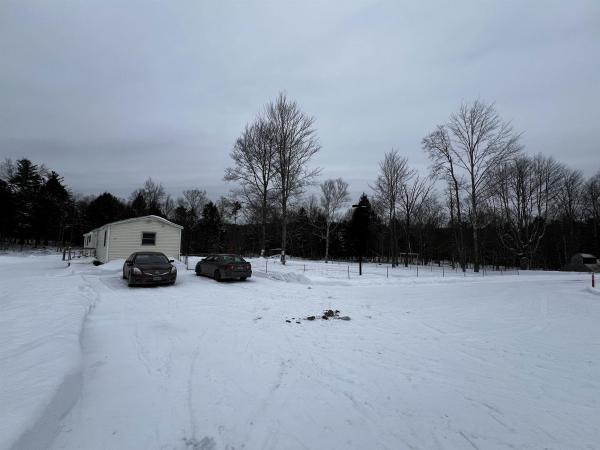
[2,255,600,449]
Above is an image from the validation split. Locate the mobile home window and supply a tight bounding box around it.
[141,232,156,245]
[103,230,107,247]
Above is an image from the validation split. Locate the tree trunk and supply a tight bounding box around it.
[404,215,410,267]
[472,223,479,272]
[325,222,330,263]
[453,179,466,272]
[563,232,568,266]
[594,219,599,257]
[471,178,480,273]
[260,191,267,257]
[391,211,397,268]
[449,192,457,269]
[280,200,287,265]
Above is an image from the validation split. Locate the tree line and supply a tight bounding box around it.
[223,94,599,270]
[1,94,598,270]
[0,160,237,254]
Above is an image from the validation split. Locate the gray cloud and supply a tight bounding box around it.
[1,0,599,201]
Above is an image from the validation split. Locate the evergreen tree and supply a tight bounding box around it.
[129,190,148,217]
[10,159,42,243]
[350,194,372,261]
[0,179,15,242]
[173,205,196,255]
[201,202,223,252]
[35,171,71,243]
[87,192,127,229]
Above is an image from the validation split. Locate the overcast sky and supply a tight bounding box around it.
[1,0,599,201]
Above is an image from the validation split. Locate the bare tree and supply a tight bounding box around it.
[0,158,15,181]
[413,190,444,264]
[422,125,467,271]
[446,100,522,272]
[398,173,434,267]
[491,154,563,268]
[319,178,350,262]
[305,193,324,236]
[557,169,583,220]
[181,188,208,220]
[267,92,321,264]
[583,171,600,255]
[372,150,411,267]
[229,200,242,224]
[214,195,242,225]
[163,195,176,220]
[225,118,277,257]
[142,178,166,214]
[556,167,583,264]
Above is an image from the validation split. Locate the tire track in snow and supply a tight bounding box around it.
[17,270,99,450]
[187,346,201,440]
[459,430,480,449]
[183,338,217,450]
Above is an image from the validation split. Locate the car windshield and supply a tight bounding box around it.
[221,255,246,263]
[135,254,169,265]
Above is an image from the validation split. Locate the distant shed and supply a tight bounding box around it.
[83,215,183,263]
[562,253,600,272]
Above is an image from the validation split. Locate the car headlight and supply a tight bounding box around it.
[170,266,177,273]
[133,267,142,275]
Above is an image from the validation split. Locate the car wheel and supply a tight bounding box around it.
[128,272,135,287]
[214,270,222,282]
[240,277,247,281]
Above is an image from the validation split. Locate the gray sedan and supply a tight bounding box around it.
[195,254,252,281]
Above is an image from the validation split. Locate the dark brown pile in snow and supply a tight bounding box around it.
[285,309,350,323]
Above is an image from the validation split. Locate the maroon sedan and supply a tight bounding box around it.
[123,252,177,287]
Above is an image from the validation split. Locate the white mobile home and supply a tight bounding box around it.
[83,215,183,263]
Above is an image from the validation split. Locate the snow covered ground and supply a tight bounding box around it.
[0,253,95,449]
[1,254,599,449]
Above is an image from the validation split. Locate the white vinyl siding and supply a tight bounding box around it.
[106,219,181,261]
[84,216,182,263]
[83,232,97,249]
[95,226,108,262]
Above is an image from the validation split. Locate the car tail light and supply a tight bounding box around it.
[224,264,234,270]
[245,264,251,270]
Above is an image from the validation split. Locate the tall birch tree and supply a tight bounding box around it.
[267,93,320,264]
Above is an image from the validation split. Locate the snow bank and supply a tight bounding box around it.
[0,255,95,450]
[253,269,312,284]
[93,258,125,271]
[586,286,600,296]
